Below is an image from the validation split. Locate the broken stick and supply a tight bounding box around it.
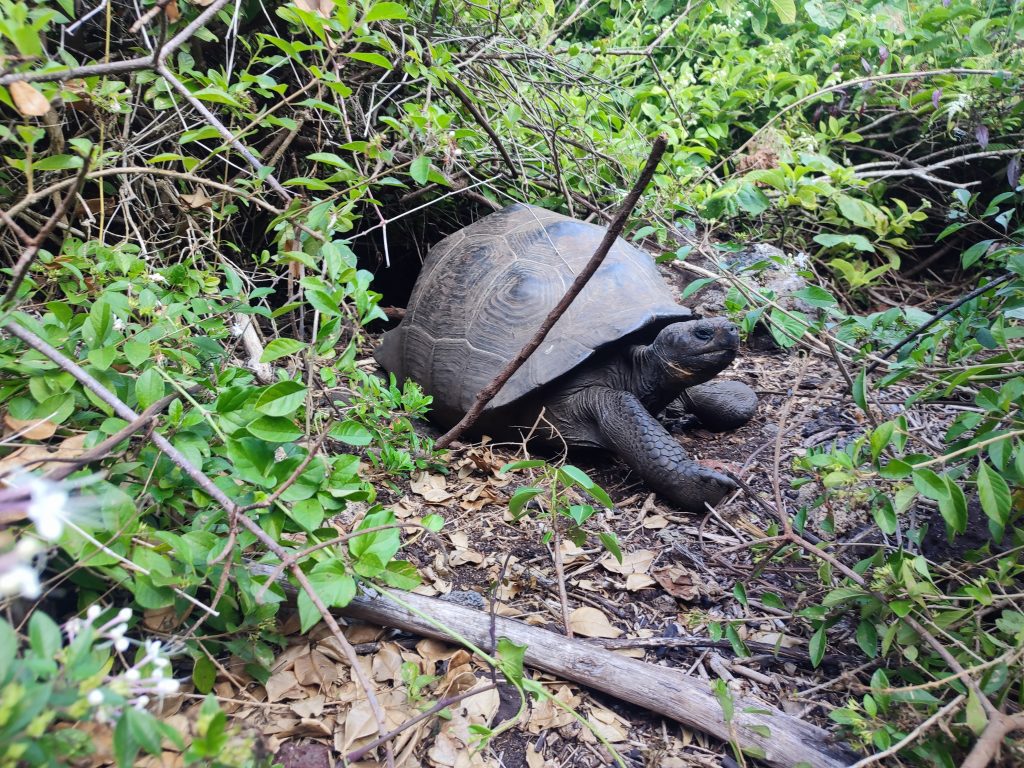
[248,558,858,768]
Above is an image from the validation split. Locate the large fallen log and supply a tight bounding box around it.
[339,587,859,768]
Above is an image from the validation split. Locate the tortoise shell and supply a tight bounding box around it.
[374,203,692,428]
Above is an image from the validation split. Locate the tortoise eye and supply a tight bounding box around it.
[693,323,714,341]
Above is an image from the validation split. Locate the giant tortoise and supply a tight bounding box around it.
[375,204,757,511]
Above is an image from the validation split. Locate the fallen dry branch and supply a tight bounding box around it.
[334,585,859,768]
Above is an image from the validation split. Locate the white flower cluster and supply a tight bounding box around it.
[0,475,73,600]
[70,608,182,721]
[947,92,972,117]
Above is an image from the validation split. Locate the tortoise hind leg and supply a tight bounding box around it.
[678,380,758,432]
[562,387,736,512]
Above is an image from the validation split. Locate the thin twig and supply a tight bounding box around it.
[445,79,518,178]
[1,154,91,307]
[847,695,965,768]
[436,134,668,448]
[863,272,1014,377]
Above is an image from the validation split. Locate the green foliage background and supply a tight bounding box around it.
[0,0,1021,765]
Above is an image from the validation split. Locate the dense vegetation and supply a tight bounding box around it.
[0,0,1021,765]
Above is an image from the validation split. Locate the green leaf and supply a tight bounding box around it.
[29,611,62,659]
[344,52,393,69]
[409,155,430,185]
[977,460,1011,525]
[680,277,717,300]
[808,626,826,668]
[0,619,15,683]
[804,0,845,28]
[259,338,307,363]
[791,286,837,308]
[331,420,372,446]
[297,561,357,633]
[508,486,542,518]
[855,620,878,658]
[499,459,547,473]
[912,468,950,503]
[193,655,216,694]
[422,513,444,532]
[246,416,303,443]
[769,0,796,24]
[557,464,613,507]
[255,381,307,417]
[364,1,408,22]
[965,690,987,735]
[598,531,622,563]
[767,308,810,349]
[134,368,164,411]
[852,370,867,413]
[33,154,83,171]
[123,340,151,367]
[814,233,874,252]
[496,637,527,683]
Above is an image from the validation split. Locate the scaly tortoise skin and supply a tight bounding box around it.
[376,203,757,511]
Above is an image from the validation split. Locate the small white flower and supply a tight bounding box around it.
[153,657,169,669]
[134,695,150,709]
[14,538,43,558]
[26,479,69,541]
[152,665,166,679]
[230,322,244,337]
[114,636,129,652]
[112,315,126,332]
[116,608,132,623]
[0,564,41,599]
[87,604,102,620]
[155,678,180,695]
[124,668,141,682]
[65,618,83,640]
[149,272,166,283]
[87,689,104,706]
[145,639,162,655]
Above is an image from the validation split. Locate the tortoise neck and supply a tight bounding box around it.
[630,344,689,414]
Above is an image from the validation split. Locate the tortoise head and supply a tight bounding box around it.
[649,318,739,386]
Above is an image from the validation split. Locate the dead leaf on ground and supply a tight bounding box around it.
[600,549,654,576]
[9,81,50,116]
[568,606,621,639]
[265,668,302,703]
[625,573,657,591]
[341,699,380,752]
[526,685,578,732]
[586,707,630,743]
[448,531,484,565]
[652,565,700,601]
[411,471,452,503]
[3,413,58,440]
[289,694,325,719]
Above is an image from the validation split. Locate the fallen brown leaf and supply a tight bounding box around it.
[568,606,621,639]
[9,81,50,116]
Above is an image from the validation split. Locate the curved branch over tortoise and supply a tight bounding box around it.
[375,204,757,512]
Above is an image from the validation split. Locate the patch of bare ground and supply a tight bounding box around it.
[158,337,973,768]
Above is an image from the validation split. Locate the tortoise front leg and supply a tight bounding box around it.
[568,387,736,512]
[678,380,758,432]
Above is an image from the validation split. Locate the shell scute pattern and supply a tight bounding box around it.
[375,203,693,427]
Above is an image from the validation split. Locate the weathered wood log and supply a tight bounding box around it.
[338,587,859,768]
